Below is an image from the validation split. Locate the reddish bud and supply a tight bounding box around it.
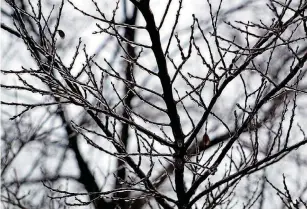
[203,133,210,147]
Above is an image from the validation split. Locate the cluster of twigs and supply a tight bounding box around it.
[1,0,307,209]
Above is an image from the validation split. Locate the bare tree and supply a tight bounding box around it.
[1,0,307,209]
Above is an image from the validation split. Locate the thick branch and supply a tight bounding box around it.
[136,2,186,206]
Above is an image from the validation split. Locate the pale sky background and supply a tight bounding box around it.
[1,0,307,208]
